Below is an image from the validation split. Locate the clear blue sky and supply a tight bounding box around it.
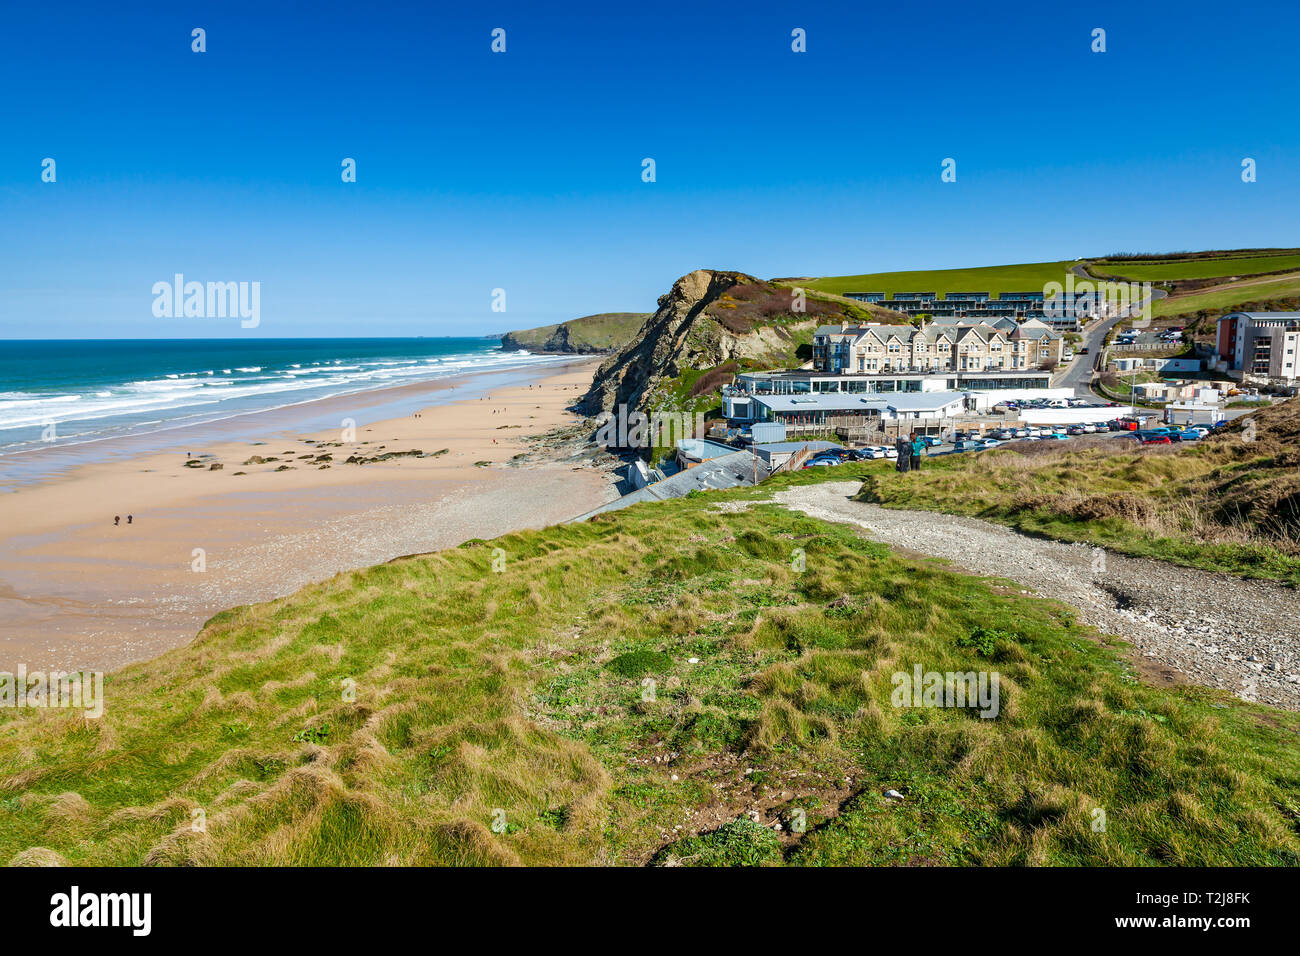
[2,0,1297,338]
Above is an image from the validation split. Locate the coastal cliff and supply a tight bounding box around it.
[500,312,647,354]
[579,269,896,414]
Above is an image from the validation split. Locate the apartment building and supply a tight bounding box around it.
[812,319,1063,375]
[843,290,1083,330]
[1216,312,1300,384]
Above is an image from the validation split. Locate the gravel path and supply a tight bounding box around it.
[751,481,1300,711]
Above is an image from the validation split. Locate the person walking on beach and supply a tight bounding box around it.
[114,515,120,526]
[127,515,133,525]
[894,434,910,474]
[910,432,925,472]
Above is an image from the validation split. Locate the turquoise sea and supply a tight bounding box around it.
[0,338,565,456]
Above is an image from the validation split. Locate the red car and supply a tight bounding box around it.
[1140,436,1172,445]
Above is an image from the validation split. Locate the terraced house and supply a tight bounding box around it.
[813,318,1064,375]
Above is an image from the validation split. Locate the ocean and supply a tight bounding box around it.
[0,338,566,459]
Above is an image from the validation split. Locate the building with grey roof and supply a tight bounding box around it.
[811,320,1063,376]
[745,391,966,427]
[1216,312,1300,383]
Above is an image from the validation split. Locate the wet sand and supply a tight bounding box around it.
[0,358,617,673]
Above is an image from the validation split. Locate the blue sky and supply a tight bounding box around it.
[2,0,1298,338]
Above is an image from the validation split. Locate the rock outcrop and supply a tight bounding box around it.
[501,325,604,353]
[500,313,648,354]
[579,269,884,414]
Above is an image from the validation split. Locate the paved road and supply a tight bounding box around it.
[1056,263,1165,398]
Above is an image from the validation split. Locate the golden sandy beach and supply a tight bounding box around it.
[0,358,618,673]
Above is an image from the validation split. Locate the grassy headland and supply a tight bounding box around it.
[2,461,1299,866]
[501,312,649,353]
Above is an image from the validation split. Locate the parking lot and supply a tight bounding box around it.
[796,418,1224,468]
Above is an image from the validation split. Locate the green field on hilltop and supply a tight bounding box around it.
[1095,254,1300,283]
[2,450,1299,867]
[802,261,1078,299]
[1153,274,1300,318]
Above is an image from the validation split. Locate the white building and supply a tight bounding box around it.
[1165,402,1224,426]
[1216,312,1300,384]
[1112,356,1203,374]
[747,391,966,428]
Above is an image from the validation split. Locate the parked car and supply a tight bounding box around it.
[976,438,1002,449]
[1140,435,1172,445]
[855,447,888,460]
[920,435,943,447]
[1177,430,1202,441]
[953,440,983,453]
[1067,425,1086,435]
[1043,432,1071,440]
[803,457,838,468]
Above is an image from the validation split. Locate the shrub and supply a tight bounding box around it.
[655,818,783,867]
[956,626,1009,658]
[606,649,673,679]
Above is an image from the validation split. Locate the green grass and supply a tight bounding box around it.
[1094,253,1300,282]
[657,818,783,866]
[1153,274,1300,317]
[802,260,1078,298]
[2,464,1299,866]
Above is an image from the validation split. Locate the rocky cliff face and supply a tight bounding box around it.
[499,313,648,354]
[501,324,602,354]
[579,269,876,414]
